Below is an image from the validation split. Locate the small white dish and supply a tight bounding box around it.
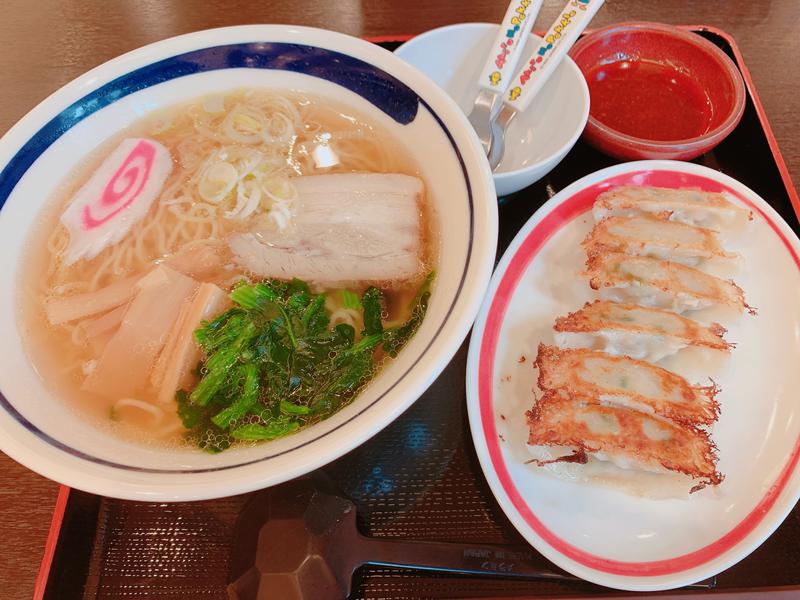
[0,25,498,501]
[395,23,590,196]
[466,160,800,590]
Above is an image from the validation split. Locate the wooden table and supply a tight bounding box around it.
[1,1,798,597]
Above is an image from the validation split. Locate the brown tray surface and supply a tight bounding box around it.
[42,29,800,600]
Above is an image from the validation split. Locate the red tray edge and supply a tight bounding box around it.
[34,485,70,600]
[682,24,800,223]
[34,26,800,599]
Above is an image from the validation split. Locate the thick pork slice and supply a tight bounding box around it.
[229,173,424,284]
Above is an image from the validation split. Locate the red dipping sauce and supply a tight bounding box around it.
[569,23,746,160]
[585,59,713,141]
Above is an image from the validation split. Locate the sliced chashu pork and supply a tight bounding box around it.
[229,173,424,284]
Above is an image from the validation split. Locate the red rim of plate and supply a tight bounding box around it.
[477,168,800,577]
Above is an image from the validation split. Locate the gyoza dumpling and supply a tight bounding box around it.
[526,391,722,493]
[585,252,753,314]
[582,215,738,268]
[553,300,731,362]
[535,344,719,426]
[593,185,751,230]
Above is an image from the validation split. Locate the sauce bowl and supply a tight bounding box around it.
[569,22,746,161]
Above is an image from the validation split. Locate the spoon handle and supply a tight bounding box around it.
[504,0,604,112]
[477,0,545,94]
[356,534,572,580]
[354,534,718,589]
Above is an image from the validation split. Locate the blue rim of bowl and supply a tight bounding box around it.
[0,41,475,474]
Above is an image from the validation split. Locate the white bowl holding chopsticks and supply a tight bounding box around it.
[395,23,590,197]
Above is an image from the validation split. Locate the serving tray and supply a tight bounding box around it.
[34,27,800,600]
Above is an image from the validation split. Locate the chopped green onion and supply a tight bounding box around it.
[231,421,300,441]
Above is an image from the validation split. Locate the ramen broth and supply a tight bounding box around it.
[17,89,436,449]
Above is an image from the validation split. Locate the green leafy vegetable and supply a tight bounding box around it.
[176,390,204,429]
[280,400,311,415]
[176,274,433,452]
[361,287,384,336]
[231,420,300,441]
[340,289,361,310]
[211,363,260,429]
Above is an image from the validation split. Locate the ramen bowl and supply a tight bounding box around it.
[395,23,590,197]
[0,25,497,501]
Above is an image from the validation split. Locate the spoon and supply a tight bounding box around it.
[489,0,605,170]
[227,480,575,600]
[466,0,545,159]
[228,480,717,599]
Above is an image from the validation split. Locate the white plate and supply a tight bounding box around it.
[466,160,800,591]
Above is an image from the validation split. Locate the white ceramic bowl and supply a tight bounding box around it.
[395,23,590,197]
[0,25,497,501]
